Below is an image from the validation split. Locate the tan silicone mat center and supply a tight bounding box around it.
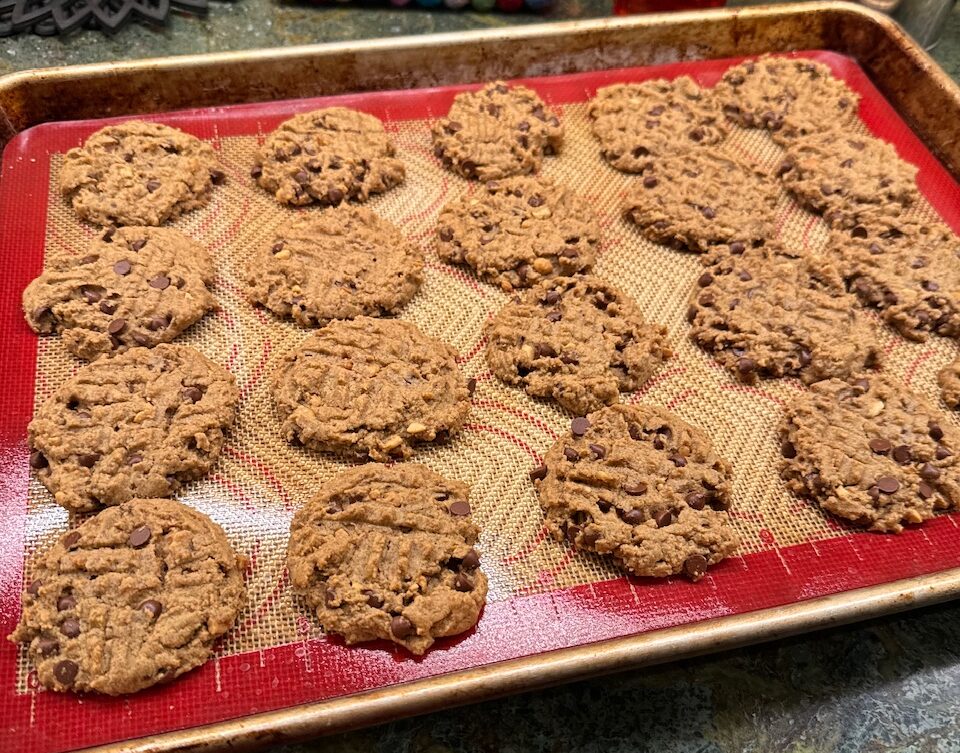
[18,98,959,688]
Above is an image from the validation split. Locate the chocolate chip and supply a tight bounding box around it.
[852,378,871,393]
[107,319,127,336]
[126,454,142,465]
[250,165,263,179]
[99,300,118,315]
[294,170,309,184]
[149,275,170,290]
[936,445,951,460]
[128,526,152,547]
[439,227,454,243]
[685,492,707,510]
[113,259,132,276]
[390,615,414,639]
[544,290,560,305]
[868,438,892,454]
[922,280,940,292]
[529,465,548,482]
[623,482,647,496]
[918,482,934,499]
[588,443,606,460]
[654,509,673,528]
[892,445,912,464]
[700,206,716,220]
[683,554,708,580]
[182,386,203,403]
[146,180,161,193]
[930,422,944,441]
[363,590,384,608]
[54,660,78,685]
[563,447,579,462]
[210,169,226,185]
[140,599,162,618]
[643,176,658,189]
[63,532,80,549]
[622,509,644,524]
[37,638,59,657]
[448,500,471,517]
[528,195,545,208]
[60,618,80,638]
[535,343,557,358]
[737,357,756,376]
[571,417,590,436]
[132,332,151,345]
[79,285,103,304]
[670,455,687,468]
[780,441,797,459]
[148,315,170,331]
[851,225,868,239]
[27,579,42,596]
[467,378,477,395]
[102,227,116,242]
[77,453,99,468]
[57,595,76,611]
[327,187,344,204]
[729,241,746,254]
[547,310,563,323]
[30,451,48,469]
[454,573,474,592]
[698,272,713,287]
[920,463,940,481]
[876,476,900,494]
[462,549,480,570]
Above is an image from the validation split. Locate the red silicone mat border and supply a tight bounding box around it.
[2,50,960,753]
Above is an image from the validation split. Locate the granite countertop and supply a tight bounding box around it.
[6,4,960,753]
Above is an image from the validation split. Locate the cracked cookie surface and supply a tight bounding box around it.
[484,276,672,416]
[254,107,405,207]
[23,226,217,361]
[287,463,486,655]
[60,120,223,227]
[10,498,246,695]
[246,206,423,326]
[780,374,960,532]
[533,406,739,580]
[939,357,960,410]
[272,317,470,461]
[436,176,598,291]
[28,344,239,513]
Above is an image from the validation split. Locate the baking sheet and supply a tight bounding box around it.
[2,51,960,753]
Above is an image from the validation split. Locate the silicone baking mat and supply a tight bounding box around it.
[2,50,960,753]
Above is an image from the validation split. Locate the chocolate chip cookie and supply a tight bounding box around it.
[588,77,728,173]
[253,107,405,207]
[432,81,563,181]
[287,463,486,655]
[622,149,779,252]
[939,358,960,410]
[532,407,739,580]
[60,120,223,227]
[716,55,860,145]
[484,276,672,416]
[687,243,882,384]
[10,498,246,695]
[777,130,919,228]
[780,375,960,532]
[29,344,239,513]
[246,206,423,326]
[829,219,960,341]
[436,176,598,291]
[23,226,217,361]
[272,317,470,461]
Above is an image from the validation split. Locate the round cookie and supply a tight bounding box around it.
[10,498,246,695]
[246,206,423,326]
[716,55,860,145]
[939,358,960,410]
[29,344,239,513]
[484,276,672,416]
[777,130,919,228]
[272,317,470,461]
[829,219,960,342]
[687,244,882,384]
[588,77,728,173]
[432,81,563,181]
[532,406,739,580]
[253,107,405,207]
[23,226,217,361]
[622,149,779,252]
[60,120,223,227]
[436,176,599,292]
[287,463,486,655]
[781,375,960,533]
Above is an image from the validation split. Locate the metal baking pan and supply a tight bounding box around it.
[1,5,959,753]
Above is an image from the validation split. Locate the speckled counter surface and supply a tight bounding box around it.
[6,4,960,753]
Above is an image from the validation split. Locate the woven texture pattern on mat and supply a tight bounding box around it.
[17,86,960,690]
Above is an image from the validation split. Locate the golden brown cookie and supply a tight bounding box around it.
[287,464,486,655]
[532,406,739,580]
[484,276,672,416]
[780,374,960,533]
[245,206,423,326]
[10,498,246,695]
[253,107,405,206]
[60,120,223,227]
[432,81,563,181]
[436,175,598,291]
[272,317,471,461]
[23,226,217,361]
[29,345,239,513]
[939,357,960,410]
